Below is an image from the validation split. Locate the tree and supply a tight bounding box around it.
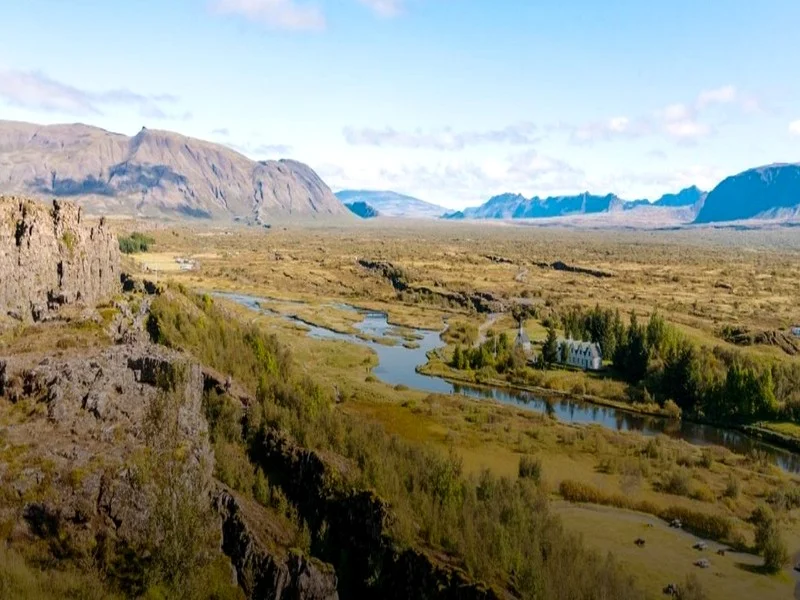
[646,312,668,357]
[751,504,789,573]
[451,345,463,369]
[662,339,702,412]
[624,313,649,382]
[560,340,570,364]
[542,326,559,367]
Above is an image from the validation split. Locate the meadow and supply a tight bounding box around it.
[112,218,800,599]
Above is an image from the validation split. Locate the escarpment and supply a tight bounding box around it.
[0,196,120,321]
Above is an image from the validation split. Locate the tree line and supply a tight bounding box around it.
[559,305,795,424]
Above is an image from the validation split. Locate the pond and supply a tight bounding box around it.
[217,291,800,474]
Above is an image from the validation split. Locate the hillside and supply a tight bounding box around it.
[695,164,800,224]
[0,120,349,221]
[334,190,446,218]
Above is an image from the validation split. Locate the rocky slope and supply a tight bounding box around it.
[0,120,349,221]
[0,196,120,321]
[694,163,800,223]
[335,190,447,218]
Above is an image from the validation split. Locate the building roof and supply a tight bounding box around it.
[515,330,531,345]
[558,338,602,359]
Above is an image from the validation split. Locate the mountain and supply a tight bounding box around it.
[345,201,380,218]
[0,120,349,221]
[694,164,800,224]
[654,186,707,207]
[445,192,632,220]
[334,190,446,218]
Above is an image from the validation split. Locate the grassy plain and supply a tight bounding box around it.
[115,218,800,599]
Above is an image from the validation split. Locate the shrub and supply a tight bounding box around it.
[661,468,692,497]
[119,232,155,254]
[752,504,789,573]
[676,573,707,600]
[518,455,542,483]
[690,485,715,503]
[663,399,682,419]
[723,475,740,499]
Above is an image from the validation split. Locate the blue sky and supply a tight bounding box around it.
[1,0,799,209]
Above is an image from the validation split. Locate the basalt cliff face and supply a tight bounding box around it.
[0,196,120,321]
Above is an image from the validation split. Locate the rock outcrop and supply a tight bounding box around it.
[251,429,506,600]
[215,489,339,600]
[0,344,213,557]
[0,196,120,321]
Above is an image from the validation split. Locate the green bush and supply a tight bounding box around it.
[119,232,155,254]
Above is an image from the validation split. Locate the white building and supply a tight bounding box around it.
[556,338,603,371]
[514,321,531,354]
[792,326,800,337]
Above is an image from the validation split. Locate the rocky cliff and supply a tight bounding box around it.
[0,196,120,321]
[0,120,350,221]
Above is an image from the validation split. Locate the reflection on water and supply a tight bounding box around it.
[217,292,800,474]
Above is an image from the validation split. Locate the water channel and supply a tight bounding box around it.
[218,291,800,474]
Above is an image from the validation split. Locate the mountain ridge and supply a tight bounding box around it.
[0,120,349,221]
[694,163,800,224]
[335,189,446,218]
[445,186,708,221]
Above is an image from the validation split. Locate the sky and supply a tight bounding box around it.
[1,0,799,210]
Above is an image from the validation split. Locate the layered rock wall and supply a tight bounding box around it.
[0,196,120,320]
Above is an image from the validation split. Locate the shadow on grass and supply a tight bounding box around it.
[734,561,771,575]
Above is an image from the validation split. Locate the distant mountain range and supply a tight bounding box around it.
[335,190,447,219]
[694,164,800,223]
[0,120,349,221]
[444,187,706,221]
[445,164,800,226]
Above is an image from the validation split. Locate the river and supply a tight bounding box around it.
[217,292,800,474]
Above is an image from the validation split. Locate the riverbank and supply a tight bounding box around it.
[418,356,673,419]
[420,355,800,464]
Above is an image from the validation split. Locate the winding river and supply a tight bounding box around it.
[218,292,800,474]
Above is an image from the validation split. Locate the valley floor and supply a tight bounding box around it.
[74,220,800,597]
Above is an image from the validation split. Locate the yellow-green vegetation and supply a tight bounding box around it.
[118,231,155,254]
[112,220,800,597]
[148,288,644,598]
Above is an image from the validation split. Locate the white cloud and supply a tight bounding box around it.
[789,120,800,136]
[696,85,737,108]
[566,85,761,146]
[356,0,404,17]
[343,122,540,150]
[209,0,325,31]
[0,69,182,118]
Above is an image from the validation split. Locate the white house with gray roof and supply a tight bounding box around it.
[557,338,603,371]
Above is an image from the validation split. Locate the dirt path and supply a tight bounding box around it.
[476,312,502,346]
